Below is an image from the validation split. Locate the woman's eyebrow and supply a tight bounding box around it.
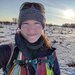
[35,22,41,24]
[22,22,28,24]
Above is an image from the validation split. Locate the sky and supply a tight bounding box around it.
[0,0,75,25]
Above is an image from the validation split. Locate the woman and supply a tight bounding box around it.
[0,2,60,75]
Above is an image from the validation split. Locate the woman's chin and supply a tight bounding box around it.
[27,37,39,43]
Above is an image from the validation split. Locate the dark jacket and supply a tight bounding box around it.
[0,44,60,75]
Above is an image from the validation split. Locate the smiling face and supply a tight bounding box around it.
[20,20,43,43]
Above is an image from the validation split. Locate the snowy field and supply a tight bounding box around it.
[0,24,75,75]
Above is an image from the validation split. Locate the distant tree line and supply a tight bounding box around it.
[0,18,17,25]
[47,23,75,28]
[62,23,75,28]
[0,21,17,25]
[0,21,75,28]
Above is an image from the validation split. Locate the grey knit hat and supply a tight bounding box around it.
[18,3,46,29]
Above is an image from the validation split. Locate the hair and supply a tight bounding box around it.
[41,32,51,49]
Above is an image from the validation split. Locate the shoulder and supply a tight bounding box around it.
[0,42,16,51]
[48,46,57,64]
[0,43,12,68]
[48,47,60,74]
[48,46,56,58]
[0,43,15,58]
[0,44,11,52]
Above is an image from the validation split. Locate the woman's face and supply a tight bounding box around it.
[20,20,43,43]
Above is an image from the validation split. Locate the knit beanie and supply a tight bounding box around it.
[18,3,46,29]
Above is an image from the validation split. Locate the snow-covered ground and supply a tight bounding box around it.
[0,24,75,75]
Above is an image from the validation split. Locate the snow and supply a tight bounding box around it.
[45,26,75,75]
[0,24,75,75]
